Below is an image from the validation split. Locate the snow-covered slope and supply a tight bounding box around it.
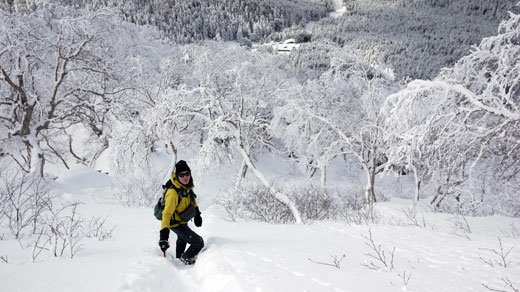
[1,165,519,292]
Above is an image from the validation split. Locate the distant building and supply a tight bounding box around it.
[274,39,300,53]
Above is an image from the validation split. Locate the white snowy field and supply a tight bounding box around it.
[1,161,519,292]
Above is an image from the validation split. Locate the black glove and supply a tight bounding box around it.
[194,208,202,227]
[159,228,170,252]
[159,240,170,252]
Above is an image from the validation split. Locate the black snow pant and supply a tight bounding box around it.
[171,224,204,259]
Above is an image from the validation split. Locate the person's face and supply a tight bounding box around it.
[178,171,191,185]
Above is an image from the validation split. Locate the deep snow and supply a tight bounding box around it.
[1,159,519,292]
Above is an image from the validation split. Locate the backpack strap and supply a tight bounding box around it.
[175,186,195,209]
[162,180,196,208]
[162,180,182,205]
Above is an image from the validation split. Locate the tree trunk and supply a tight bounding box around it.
[413,166,421,202]
[363,151,378,204]
[25,135,44,176]
[234,160,248,191]
[364,167,377,204]
[430,185,445,208]
[320,165,326,189]
[165,141,178,180]
[236,144,303,224]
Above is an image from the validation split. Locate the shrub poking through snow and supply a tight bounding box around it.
[361,228,396,271]
[217,184,382,224]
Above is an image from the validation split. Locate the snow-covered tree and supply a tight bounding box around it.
[4,0,333,44]
[0,5,165,175]
[309,0,518,79]
[1,7,109,174]
[113,42,304,222]
[272,47,399,203]
[180,44,303,223]
[383,11,520,215]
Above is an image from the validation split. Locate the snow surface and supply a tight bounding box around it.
[1,157,519,292]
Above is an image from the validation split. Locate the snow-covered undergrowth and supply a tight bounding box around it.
[1,161,519,292]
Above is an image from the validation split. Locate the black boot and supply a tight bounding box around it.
[180,253,196,265]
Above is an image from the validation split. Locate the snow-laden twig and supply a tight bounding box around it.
[449,214,472,240]
[501,224,520,239]
[483,277,519,292]
[479,237,515,268]
[308,254,346,269]
[393,80,520,121]
[361,228,395,271]
[398,270,413,287]
[401,205,427,228]
[85,214,114,241]
[65,203,84,259]
[31,225,51,261]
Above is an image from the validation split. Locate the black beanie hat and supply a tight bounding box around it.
[175,160,191,175]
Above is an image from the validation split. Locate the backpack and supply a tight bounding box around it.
[154,180,197,223]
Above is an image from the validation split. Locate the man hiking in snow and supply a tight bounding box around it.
[158,160,204,265]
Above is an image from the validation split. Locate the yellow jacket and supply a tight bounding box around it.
[160,173,197,229]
